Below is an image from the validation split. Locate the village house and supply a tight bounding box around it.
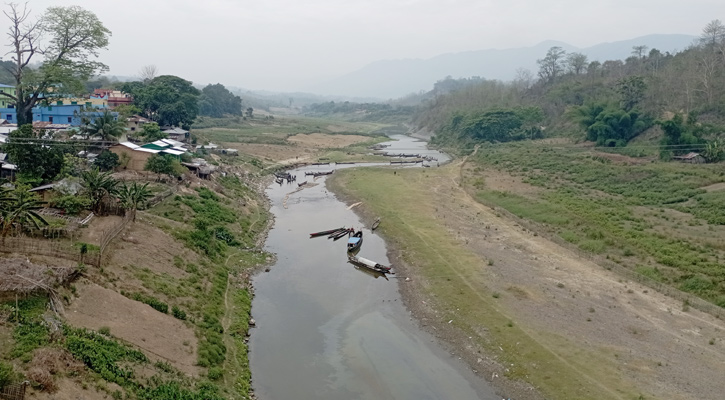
[109,140,189,172]
[93,89,133,108]
[127,115,151,133]
[673,152,705,164]
[162,127,189,141]
[0,84,16,109]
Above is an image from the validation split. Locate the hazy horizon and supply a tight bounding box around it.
[6,0,721,93]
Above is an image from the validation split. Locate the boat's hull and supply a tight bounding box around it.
[310,227,346,238]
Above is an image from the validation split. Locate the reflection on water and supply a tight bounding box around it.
[249,135,495,399]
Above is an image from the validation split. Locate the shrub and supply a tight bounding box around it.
[171,306,187,320]
[53,195,91,215]
[207,367,223,380]
[98,326,111,336]
[0,361,14,390]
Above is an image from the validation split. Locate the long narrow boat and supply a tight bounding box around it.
[309,227,346,238]
[330,229,351,240]
[347,231,363,252]
[347,255,393,274]
[371,218,381,231]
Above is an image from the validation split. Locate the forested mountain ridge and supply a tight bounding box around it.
[412,20,725,161]
[308,34,696,98]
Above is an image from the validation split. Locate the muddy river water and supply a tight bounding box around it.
[249,136,498,400]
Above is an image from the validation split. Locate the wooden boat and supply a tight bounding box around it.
[305,171,334,176]
[351,264,388,280]
[297,181,307,187]
[310,227,346,238]
[347,255,392,274]
[371,218,381,231]
[330,228,351,240]
[347,231,363,252]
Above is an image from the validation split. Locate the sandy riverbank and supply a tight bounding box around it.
[327,160,725,400]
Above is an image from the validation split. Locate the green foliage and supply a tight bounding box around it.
[657,113,705,158]
[702,140,724,163]
[63,326,147,386]
[207,367,222,380]
[171,306,187,320]
[116,181,152,213]
[615,76,647,111]
[0,361,14,390]
[145,154,185,179]
[82,110,125,141]
[5,4,110,125]
[140,122,167,142]
[471,143,725,305]
[130,292,168,313]
[0,186,49,236]
[569,102,651,145]
[94,151,120,171]
[81,168,119,214]
[122,75,200,129]
[433,107,544,147]
[5,125,71,182]
[199,83,242,117]
[11,322,50,359]
[137,381,224,400]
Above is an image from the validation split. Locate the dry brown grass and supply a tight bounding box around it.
[27,348,84,392]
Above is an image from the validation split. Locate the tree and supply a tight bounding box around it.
[140,122,167,142]
[145,154,184,180]
[5,124,70,183]
[113,104,141,119]
[94,151,120,171]
[566,52,589,75]
[0,187,48,236]
[245,107,254,118]
[129,75,200,128]
[139,65,158,83]
[81,169,118,214]
[198,83,242,117]
[83,110,125,142]
[631,45,649,59]
[537,46,567,83]
[116,182,152,221]
[1,3,111,125]
[615,76,647,110]
[702,140,724,163]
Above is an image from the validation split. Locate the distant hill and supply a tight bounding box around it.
[306,34,697,99]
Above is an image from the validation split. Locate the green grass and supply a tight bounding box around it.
[329,167,641,400]
[469,142,725,305]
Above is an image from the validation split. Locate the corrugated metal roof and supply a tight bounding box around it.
[162,149,184,156]
[136,147,160,154]
[162,127,188,134]
[161,138,185,147]
[118,142,140,149]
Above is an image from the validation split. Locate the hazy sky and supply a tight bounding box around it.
[7,0,722,92]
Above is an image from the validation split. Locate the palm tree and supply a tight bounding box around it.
[81,169,119,214]
[116,182,152,221]
[0,189,48,237]
[84,110,125,143]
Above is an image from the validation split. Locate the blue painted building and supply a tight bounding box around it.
[0,103,118,126]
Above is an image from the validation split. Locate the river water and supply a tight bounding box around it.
[249,135,497,400]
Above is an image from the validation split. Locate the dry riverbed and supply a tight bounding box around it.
[328,161,725,400]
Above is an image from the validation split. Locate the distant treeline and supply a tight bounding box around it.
[303,101,415,122]
[411,19,725,159]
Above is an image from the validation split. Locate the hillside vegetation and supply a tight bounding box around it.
[412,20,725,158]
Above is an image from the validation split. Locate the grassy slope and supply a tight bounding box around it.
[468,141,725,306]
[329,166,640,400]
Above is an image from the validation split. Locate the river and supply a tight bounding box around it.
[249,135,497,400]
